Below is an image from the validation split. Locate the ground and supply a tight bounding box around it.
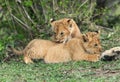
[1,60,120,82]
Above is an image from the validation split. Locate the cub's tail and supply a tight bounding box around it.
[8,45,23,55]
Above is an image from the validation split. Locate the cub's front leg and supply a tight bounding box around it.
[83,54,100,62]
[73,53,100,62]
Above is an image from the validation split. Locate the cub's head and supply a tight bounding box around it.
[50,18,74,43]
[82,31,102,54]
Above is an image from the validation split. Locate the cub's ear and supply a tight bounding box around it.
[67,19,74,23]
[82,34,89,42]
[67,19,73,31]
[95,30,100,34]
[50,18,55,23]
[50,18,56,31]
[67,19,71,23]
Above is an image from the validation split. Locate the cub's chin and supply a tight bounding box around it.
[55,37,72,44]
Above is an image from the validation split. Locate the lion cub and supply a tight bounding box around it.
[45,31,102,63]
[50,18,82,43]
[9,32,101,64]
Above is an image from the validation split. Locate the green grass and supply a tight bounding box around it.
[1,60,120,82]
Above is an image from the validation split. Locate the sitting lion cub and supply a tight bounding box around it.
[50,18,82,43]
[9,32,101,64]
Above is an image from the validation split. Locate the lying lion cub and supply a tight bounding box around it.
[50,18,82,43]
[9,32,101,64]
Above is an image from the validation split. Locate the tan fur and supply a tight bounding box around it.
[11,39,56,63]
[50,18,82,43]
[10,32,101,64]
[83,31,102,54]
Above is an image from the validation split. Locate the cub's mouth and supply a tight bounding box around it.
[55,37,71,43]
[54,40,64,43]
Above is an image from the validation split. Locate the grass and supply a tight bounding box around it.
[1,60,120,82]
[0,25,120,82]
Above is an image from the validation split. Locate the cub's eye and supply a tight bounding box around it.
[60,32,64,35]
[94,44,98,47]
